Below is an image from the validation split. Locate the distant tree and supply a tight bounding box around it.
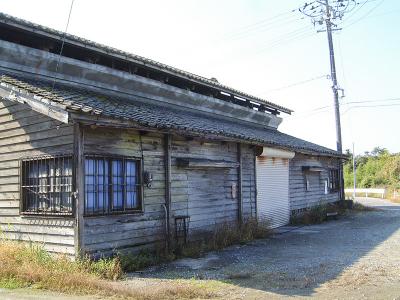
[343,147,400,192]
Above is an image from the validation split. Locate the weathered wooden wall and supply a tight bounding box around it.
[289,153,340,212]
[241,145,257,219]
[82,127,257,255]
[82,127,166,256]
[0,105,257,257]
[0,99,75,256]
[170,138,256,234]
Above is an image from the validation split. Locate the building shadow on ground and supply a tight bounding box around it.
[132,206,400,297]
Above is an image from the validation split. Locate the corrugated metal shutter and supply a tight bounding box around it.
[256,157,290,228]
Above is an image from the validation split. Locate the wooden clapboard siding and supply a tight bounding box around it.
[82,127,166,255]
[170,136,238,235]
[0,100,259,256]
[289,153,340,211]
[82,128,258,254]
[170,137,256,235]
[0,99,75,256]
[241,145,257,219]
[186,168,237,232]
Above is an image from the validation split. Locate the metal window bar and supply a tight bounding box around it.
[21,155,73,216]
[84,155,142,216]
[328,169,339,193]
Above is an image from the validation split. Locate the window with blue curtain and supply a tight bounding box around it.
[84,156,141,215]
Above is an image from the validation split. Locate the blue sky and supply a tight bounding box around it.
[1,0,399,154]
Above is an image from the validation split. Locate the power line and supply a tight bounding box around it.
[220,10,298,41]
[51,0,75,91]
[336,32,347,93]
[342,0,385,28]
[254,26,316,54]
[341,102,400,115]
[344,97,400,105]
[285,97,400,121]
[222,15,301,42]
[341,0,370,22]
[263,74,329,94]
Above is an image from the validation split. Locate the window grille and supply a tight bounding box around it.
[84,156,142,216]
[21,155,73,215]
[329,169,339,193]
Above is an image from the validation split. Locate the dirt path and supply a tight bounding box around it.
[125,197,400,299]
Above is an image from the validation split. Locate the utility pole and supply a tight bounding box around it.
[352,142,356,199]
[324,0,342,153]
[299,0,357,200]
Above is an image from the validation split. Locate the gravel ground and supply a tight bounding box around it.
[126,197,400,299]
[2,197,399,299]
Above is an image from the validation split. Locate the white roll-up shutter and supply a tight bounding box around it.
[256,156,290,228]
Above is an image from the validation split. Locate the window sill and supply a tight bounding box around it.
[21,212,74,219]
[83,210,144,218]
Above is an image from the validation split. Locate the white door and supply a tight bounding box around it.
[256,157,290,228]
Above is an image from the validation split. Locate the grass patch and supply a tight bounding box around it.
[352,202,379,211]
[0,277,26,289]
[0,218,270,298]
[290,204,330,225]
[0,240,216,299]
[175,218,272,258]
[120,218,272,271]
[208,218,271,250]
[0,239,122,293]
[119,247,175,273]
[290,201,380,225]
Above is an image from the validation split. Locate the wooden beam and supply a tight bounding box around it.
[0,86,69,123]
[164,134,172,251]
[237,143,243,225]
[253,148,258,220]
[176,157,239,169]
[73,122,85,258]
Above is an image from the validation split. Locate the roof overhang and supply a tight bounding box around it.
[0,83,69,123]
[0,12,293,115]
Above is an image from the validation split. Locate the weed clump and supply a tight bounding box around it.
[208,218,271,250]
[174,217,272,258]
[352,202,379,211]
[120,218,272,270]
[290,204,328,225]
[0,217,271,297]
[0,239,122,293]
[0,239,217,299]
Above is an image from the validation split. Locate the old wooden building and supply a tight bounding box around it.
[0,13,344,257]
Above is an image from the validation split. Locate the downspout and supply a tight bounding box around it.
[161,203,168,252]
[237,143,243,225]
[164,134,172,251]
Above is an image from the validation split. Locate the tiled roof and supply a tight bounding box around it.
[0,12,292,114]
[0,70,342,157]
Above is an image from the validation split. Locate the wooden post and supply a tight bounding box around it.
[164,134,172,250]
[237,143,243,225]
[73,123,84,259]
[253,148,258,220]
